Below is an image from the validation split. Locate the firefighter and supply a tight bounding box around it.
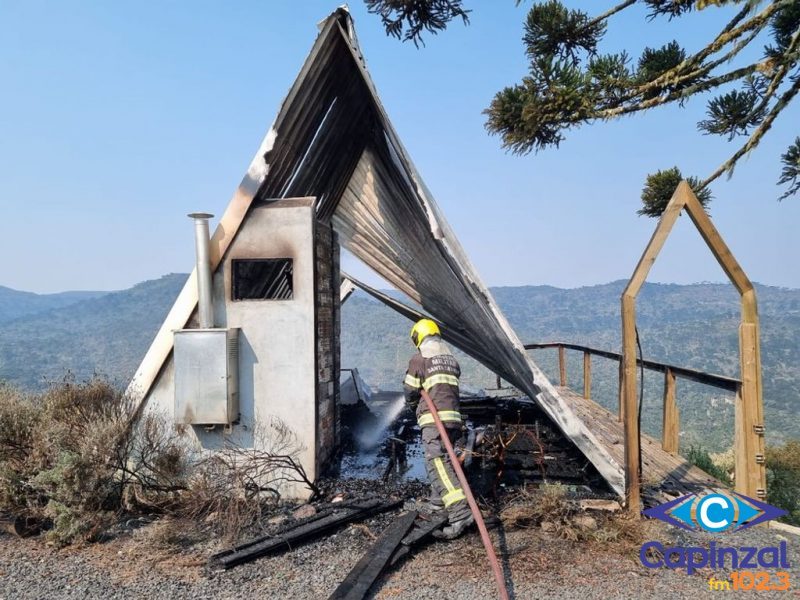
[403,318,474,540]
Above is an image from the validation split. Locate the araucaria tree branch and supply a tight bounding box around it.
[370,0,800,213]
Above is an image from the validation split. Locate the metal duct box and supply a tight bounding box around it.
[174,328,239,425]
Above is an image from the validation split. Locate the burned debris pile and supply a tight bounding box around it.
[459,396,612,495]
[209,388,618,598]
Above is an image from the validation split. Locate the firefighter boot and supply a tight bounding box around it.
[418,494,444,514]
[434,504,474,540]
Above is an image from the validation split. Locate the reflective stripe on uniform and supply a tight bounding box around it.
[417,410,462,427]
[443,488,466,507]
[433,457,465,507]
[404,373,421,388]
[433,457,456,493]
[422,373,459,390]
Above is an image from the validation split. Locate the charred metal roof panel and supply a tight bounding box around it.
[128,8,624,495]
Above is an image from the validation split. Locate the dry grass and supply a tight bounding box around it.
[140,517,207,550]
[499,484,649,547]
[0,379,315,546]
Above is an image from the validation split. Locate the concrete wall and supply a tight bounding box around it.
[143,198,338,499]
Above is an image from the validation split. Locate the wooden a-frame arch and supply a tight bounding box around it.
[621,180,766,513]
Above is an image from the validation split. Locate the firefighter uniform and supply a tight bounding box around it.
[403,334,470,521]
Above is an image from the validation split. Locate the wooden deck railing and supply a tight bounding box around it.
[523,342,742,458]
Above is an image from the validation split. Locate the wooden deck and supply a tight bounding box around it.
[556,386,727,506]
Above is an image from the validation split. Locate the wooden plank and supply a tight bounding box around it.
[557,387,723,501]
[561,392,623,456]
[583,351,591,399]
[738,323,764,497]
[734,383,746,495]
[622,182,687,298]
[559,346,567,387]
[329,511,418,600]
[398,512,449,548]
[387,512,449,567]
[662,368,679,454]
[524,342,739,391]
[212,499,402,570]
[618,359,624,422]
[743,295,767,498]
[621,294,641,513]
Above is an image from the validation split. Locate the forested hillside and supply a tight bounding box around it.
[0,275,186,389]
[1,275,797,451]
[342,282,799,451]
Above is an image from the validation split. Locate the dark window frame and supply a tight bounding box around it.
[231,258,294,301]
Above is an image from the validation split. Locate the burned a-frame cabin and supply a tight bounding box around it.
[127,8,728,504]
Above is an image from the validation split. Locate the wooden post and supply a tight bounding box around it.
[618,359,624,422]
[583,351,591,399]
[734,383,745,494]
[685,190,766,499]
[558,345,567,387]
[621,294,641,514]
[737,322,765,498]
[619,180,768,509]
[662,368,679,454]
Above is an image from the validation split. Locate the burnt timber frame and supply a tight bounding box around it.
[620,181,765,513]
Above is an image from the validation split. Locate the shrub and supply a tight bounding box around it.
[0,379,156,544]
[686,445,733,486]
[176,418,318,541]
[766,440,800,527]
[0,379,316,545]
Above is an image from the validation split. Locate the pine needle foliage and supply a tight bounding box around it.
[370,0,800,211]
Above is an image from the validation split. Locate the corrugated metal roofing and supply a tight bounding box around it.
[128,8,624,495]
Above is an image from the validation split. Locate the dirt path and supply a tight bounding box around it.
[1,514,798,599]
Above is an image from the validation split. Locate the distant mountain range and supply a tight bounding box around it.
[1,274,797,451]
[0,286,106,324]
[0,275,185,390]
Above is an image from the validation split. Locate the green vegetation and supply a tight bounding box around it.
[687,442,798,526]
[685,445,733,486]
[766,440,800,526]
[0,379,175,544]
[0,378,313,545]
[0,275,797,453]
[0,286,104,324]
[0,274,186,390]
[639,168,712,217]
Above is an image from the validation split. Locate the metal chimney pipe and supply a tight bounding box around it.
[188,213,215,329]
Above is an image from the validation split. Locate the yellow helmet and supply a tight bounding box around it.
[410,318,440,347]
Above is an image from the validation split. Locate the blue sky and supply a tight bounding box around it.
[1,1,798,293]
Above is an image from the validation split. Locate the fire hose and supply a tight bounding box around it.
[420,389,510,600]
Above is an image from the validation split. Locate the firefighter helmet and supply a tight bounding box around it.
[410,318,440,348]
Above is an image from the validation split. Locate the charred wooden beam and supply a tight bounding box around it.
[328,510,418,600]
[210,498,402,570]
[387,512,449,567]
